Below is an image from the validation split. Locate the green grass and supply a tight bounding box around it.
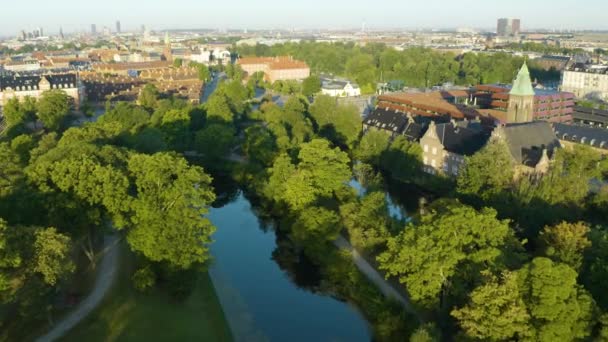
[61,245,232,342]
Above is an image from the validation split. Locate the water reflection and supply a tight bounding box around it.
[349,178,427,222]
[208,191,371,342]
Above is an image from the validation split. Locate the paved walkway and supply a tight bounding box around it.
[333,235,420,321]
[36,235,121,342]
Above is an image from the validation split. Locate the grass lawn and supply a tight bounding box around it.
[61,244,232,342]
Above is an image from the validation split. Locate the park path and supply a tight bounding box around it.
[333,235,421,322]
[36,234,121,342]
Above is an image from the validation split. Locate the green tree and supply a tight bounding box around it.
[356,130,390,165]
[173,58,183,68]
[518,257,596,341]
[138,84,160,111]
[160,109,191,151]
[2,97,36,128]
[126,153,216,269]
[291,206,340,254]
[452,271,531,340]
[99,102,150,133]
[0,218,23,298]
[10,134,35,164]
[345,53,377,93]
[37,90,71,131]
[377,201,512,308]
[581,227,608,310]
[309,95,361,147]
[243,126,277,166]
[540,222,591,271]
[410,323,441,342]
[194,123,235,162]
[32,227,75,286]
[380,135,423,181]
[127,127,167,154]
[196,64,211,82]
[302,75,321,97]
[267,139,351,210]
[205,90,234,123]
[223,80,251,115]
[0,141,28,208]
[457,138,513,201]
[225,63,244,81]
[132,266,156,292]
[339,191,391,252]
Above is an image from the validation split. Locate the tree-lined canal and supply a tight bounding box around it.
[208,193,372,342]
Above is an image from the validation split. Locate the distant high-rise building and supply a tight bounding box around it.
[102,26,111,36]
[59,27,64,40]
[497,18,521,37]
[91,24,97,35]
[116,20,121,33]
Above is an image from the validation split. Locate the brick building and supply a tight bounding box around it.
[237,56,310,83]
[474,64,575,123]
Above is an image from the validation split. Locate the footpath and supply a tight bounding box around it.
[36,235,121,342]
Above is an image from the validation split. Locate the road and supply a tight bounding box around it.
[333,235,421,322]
[36,235,121,342]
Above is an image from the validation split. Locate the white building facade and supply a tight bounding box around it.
[561,67,608,100]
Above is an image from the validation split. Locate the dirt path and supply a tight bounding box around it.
[36,234,121,342]
[334,235,421,321]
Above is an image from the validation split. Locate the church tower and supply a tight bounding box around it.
[507,62,536,123]
[163,31,173,62]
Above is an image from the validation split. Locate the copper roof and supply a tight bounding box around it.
[378,92,472,119]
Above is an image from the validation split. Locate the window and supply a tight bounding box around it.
[452,166,459,175]
[424,144,429,152]
[423,156,428,164]
[431,159,436,167]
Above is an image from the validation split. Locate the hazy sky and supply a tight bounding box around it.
[3,0,607,36]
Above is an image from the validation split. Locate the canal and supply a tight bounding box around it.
[208,192,372,342]
[207,177,427,341]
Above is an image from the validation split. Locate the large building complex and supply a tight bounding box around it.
[561,64,608,101]
[475,64,575,124]
[376,65,575,125]
[497,18,521,37]
[0,73,82,107]
[365,62,580,177]
[419,120,487,176]
[237,56,310,83]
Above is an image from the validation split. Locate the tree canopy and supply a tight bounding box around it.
[37,90,71,131]
[377,201,513,308]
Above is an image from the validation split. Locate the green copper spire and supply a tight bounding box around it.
[510,62,536,96]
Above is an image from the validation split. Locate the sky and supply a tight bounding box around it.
[3,0,607,36]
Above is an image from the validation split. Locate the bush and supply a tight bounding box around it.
[132,266,156,292]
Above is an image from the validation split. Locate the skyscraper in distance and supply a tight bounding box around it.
[116,20,121,33]
[497,18,521,36]
[91,24,97,35]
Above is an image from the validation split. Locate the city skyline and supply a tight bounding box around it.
[2,0,608,36]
